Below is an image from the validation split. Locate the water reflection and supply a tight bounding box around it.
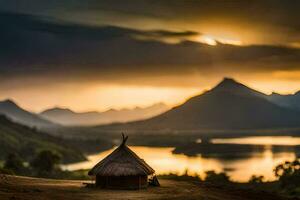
[211,136,300,146]
[224,150,295,181]
[62,145,296,182]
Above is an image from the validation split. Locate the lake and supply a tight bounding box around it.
[211,136,300,146]
[62,136,299,182]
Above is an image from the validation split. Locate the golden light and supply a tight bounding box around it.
[63,145,296,182]
[217,37,242,45]
[195,34,242,46]
[196,35,217,46]
[272,70,300,80]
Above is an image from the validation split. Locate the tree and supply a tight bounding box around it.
[204,170,230,183]
[3,153,25,174]
[249,175,264,184]
[274,159,300,189]
[30,150,61,173]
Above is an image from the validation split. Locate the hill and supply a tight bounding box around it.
[0,99,56,129]
[267,92,300,110]
[40,103,169,126]
[0,115,85,163]
[95,78,300,131]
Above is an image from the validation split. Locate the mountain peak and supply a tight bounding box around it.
[218,77,241,87]
[213,77,245,91]
[40,107,75,115]
[0,99,18,107]
[209,77,265,98]
[0,99,55,128]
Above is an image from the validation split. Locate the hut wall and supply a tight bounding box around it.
[96,175,148,189]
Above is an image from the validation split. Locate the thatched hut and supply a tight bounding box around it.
[88,134,157,189]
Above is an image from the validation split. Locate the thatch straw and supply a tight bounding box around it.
[88,134,155,176]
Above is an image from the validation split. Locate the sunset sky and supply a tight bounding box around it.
[1,0,300,112]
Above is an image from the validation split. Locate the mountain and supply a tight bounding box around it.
[267,91,300,110]
[96,78,300,131]
[40,103,169,126]
[0,99,56,128]
[211,77,266,98]
[0,115,85,163]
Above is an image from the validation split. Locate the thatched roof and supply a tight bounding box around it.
[88,134,155,176]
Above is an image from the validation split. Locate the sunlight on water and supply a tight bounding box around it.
[225,150,295,181]
[211,136,300,146]
[62,145,296,182]
[62,146,222,178]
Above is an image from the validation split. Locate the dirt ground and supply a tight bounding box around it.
[0,175,291,200]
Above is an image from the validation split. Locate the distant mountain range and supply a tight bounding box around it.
[0,115,85,163]
[39,103,169,126]
[0,99,56,129]
[95,78,300,131]
[1,78,300,130]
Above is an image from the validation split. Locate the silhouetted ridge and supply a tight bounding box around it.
[40,103,169,126]
[267,90,300,110]
[95,78,300,131]
[41,107,75,115]
[0,99,56,128]
[1,99,18,107]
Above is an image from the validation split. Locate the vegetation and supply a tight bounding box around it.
[158,169,202,182]
[30,150,61,174]
[4,153,26,174]
[159,159,300,198]
[0,115,86,163]
[274,159,300,196]
[204,170,230,184]
[0,149,90,180]
[0,114,112,179]
[248,175,264,184]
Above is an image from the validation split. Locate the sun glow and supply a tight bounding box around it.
[196,34,242,46]
[217,37,242,45]
[197,35,217,46]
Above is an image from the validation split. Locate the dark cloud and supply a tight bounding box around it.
[1,0,300,45]
[144,30,197,37]
[1,11,300,88]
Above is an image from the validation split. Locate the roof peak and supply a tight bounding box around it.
[88,134,155,176]
[121,133,128,146]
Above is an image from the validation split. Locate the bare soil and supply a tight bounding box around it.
[0,175,291,200]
